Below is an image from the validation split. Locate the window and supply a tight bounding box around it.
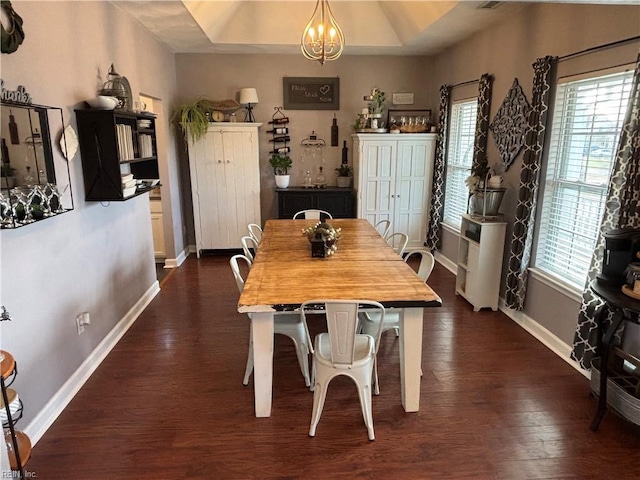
[536,69,633,288]
[443,99,478,228]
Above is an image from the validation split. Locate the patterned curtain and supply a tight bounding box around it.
[504,56,556,310]
[425,85,452,251]
[471,74,494,176]
[571,53,640,370]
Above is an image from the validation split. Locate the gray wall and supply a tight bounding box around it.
[174,53,435,241]
[0,1,180,428]
[430,2,640,347]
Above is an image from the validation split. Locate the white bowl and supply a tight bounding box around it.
[86,96,119,110]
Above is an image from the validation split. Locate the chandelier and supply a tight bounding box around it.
[301,0,345,65]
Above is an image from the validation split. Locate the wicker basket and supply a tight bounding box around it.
[590,357,640,426]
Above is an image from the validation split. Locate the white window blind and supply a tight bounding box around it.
[443,99,478,228]
[536,69,633,288]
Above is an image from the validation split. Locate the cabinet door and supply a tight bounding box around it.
[394,140,433,249]
[192,130,223,251]
[466,242,481,305]
[357,140,395,227]
[220,129,260,248]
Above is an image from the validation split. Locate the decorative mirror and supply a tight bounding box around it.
[1,99,74,228]
[489,78,530,171]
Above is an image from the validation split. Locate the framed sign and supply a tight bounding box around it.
[283,77,339,110]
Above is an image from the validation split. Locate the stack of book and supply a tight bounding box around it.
[116,124,135,161]
[138,134,154,158]
[121,173,137,198]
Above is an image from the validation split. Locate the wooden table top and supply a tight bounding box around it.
[238,219,442,312]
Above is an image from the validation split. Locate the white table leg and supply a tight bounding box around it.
[251,312,274,417]
[399,307,423,412]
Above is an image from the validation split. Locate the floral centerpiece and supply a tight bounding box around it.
[302,221,342,256]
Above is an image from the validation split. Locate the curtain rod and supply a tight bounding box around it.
[451,78,479,89]
[558,35,640,62]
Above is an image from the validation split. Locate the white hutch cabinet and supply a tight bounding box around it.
[455,214,507,311]
[188,123,262,255]
[351,133,436,249]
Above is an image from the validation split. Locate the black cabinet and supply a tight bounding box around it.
[75,109,158,201]
[277,187,355,219]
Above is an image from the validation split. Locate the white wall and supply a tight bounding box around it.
[0,1,179,429]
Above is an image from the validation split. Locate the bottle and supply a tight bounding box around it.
[304,170,312,187]
[9,110,19,145]
[1,138,10,165]
[342,140,348,164]
[315,166,326,186]
[331,114,338,146]
[266,127,288,135]
[269,117,289,125]
[23,165,34,185]
[268,136,291,143]
[271,146,290,154]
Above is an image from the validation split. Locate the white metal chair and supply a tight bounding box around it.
[301,299,386,441]
[292,209,333,220]
[247,223,262,244]
[230,255,311,387]
[385,232,409,256]
[374,219,392,239]
[360,249,435,340]
[240,235,259,262]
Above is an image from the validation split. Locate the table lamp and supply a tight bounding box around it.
[240,88,259,122]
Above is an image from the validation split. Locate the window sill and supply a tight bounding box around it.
[528,268,584,303]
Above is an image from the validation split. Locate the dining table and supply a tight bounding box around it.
[237,218,442,417]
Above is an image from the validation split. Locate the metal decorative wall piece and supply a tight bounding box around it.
[1,1,25,54]
[489,78,531,171]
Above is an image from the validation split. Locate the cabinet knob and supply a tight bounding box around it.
[226,160,230,163]
[218,160,222,163]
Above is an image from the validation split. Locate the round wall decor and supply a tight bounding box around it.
[1,1,25,54]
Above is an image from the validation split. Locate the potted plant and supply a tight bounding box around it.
[171,98,215,144]
[269,154,292,188]
[334,164,352,188]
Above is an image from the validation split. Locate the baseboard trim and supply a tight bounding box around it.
[434,251,457,274]
[435,251,588,380]
[498,299,589,379]
[24,281,161,445]
[164,247,190,268]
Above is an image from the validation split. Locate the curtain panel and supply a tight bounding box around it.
[504,56,556,310]
[571,52,640,370]
[426,85,452,252]
[471,74,494,176]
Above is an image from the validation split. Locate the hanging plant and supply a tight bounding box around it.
[171,99,213,144]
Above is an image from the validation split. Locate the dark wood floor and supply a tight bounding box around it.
[27,256,639,479]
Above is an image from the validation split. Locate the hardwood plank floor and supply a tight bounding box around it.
[27,256,639,479]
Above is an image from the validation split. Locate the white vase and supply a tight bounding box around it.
[336,176,351,188]
[275,175,290,189]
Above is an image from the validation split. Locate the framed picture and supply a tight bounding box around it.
[392,92,415,105]
[283,77,339,110]
[387,109,432,133]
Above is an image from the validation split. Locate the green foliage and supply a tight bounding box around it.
[171,98,212,144]
[334,164,353,177]
[269,154,292,175]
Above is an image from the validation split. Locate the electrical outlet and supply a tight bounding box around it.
[76,312,90,335]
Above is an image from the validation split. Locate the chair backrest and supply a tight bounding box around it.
[248,223,262,244]
[386,232,408,256]
[293,209,333,220]
[404,248,435,282]
[229,254,252,293]
[241,235,259,262]
[301,300,386,363]
[374,219,392,239]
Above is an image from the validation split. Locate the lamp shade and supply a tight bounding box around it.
[240,88,259,105]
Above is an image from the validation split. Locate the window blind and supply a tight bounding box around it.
[536,70,633,287]
[443,99,478,228]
